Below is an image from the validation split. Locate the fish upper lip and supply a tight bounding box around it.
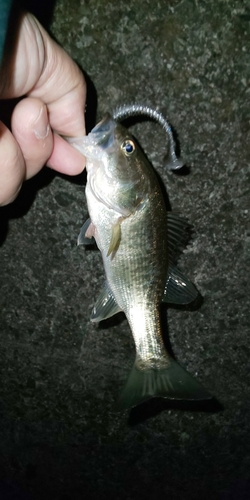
[89,113,116,148]
[88,114,116,154]
[91,113,112,135]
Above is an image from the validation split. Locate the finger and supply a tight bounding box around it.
[47,133,86,175]
[0,121,25,206]
[31,29,86,138]
[11,97,53,179]
[29,14,86,137]
[0,14,86,139]
[11,96,85,177]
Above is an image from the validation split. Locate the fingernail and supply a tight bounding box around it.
[33,105,50,140]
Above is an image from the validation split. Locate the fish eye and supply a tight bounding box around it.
[121,139,135,156]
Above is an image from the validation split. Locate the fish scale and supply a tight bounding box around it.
[106,204,169,365]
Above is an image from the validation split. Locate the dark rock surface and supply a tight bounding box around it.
[0,1,250,499]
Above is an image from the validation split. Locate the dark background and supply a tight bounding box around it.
[0,1,250,499]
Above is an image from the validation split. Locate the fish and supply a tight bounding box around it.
[67,105,212,410]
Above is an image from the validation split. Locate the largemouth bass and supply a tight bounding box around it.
[67,105,212,410]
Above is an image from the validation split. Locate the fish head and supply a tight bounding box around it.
[88,113,146,183]
[87,114,155,214]
[67,113,155,214]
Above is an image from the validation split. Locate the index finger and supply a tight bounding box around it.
[30,22,87,138]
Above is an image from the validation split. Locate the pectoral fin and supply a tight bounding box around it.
[91,281,122,322]
[163,263,198,304]
[107,221,122,259]
[77,218,96,245]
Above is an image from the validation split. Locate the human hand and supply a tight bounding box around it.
[0,12,86,206]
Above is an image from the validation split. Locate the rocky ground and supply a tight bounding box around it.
[0,0,250,499]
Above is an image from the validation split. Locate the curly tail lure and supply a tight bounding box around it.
[112,104,184,171]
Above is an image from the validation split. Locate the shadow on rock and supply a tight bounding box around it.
[0,167,56,246]
[128,396,223,426]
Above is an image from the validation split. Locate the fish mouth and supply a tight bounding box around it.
[65,113,117,161]
[89,113,116,153]
[91,113,113,136]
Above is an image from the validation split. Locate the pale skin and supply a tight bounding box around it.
[0,12,87,206]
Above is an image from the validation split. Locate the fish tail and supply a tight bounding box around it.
[116,358,212,411]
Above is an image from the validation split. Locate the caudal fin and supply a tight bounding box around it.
[116,358,212,411]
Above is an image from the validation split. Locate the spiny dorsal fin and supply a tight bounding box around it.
[167,212,192,262]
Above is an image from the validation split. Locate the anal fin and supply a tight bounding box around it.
[91,281,122,322]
